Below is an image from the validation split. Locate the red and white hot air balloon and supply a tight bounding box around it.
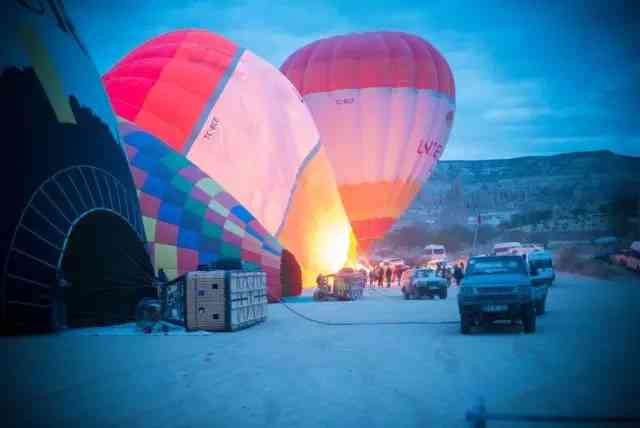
[281,31,455,253]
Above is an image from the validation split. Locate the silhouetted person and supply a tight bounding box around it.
[453,263,465,286]
[157,268,168,283]
[395,265,403,286]
[385,267,392,287]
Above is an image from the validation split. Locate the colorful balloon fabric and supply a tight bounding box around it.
[281,31,456,252]
[119,121,284,300]
[103,29,353,285]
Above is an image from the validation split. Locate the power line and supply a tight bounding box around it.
[274,294,458,327]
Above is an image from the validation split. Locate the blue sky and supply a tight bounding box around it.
[67,0,639,160]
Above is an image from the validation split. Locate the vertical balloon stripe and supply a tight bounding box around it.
[274,141,321,236]
[276,146,352,285]
[17,25,76,124]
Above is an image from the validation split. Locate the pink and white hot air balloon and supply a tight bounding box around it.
[103,30,353,286]
[281,31,456,253]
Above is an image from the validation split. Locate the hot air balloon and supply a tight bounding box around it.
[103,30,353,286]
[281,31,456,253]
[2,2,152,332]
[119,120,284,300]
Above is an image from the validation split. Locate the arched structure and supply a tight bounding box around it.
[1,2,151,332]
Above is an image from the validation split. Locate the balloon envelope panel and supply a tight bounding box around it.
[281,32,456,252]
[277,145,353,286]
[119,121,283,300]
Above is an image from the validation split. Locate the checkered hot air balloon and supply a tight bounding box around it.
[119,121,283,300]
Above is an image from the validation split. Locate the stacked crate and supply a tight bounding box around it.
[162,270,267,332]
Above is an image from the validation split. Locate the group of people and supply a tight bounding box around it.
[315,260,467,291]
[433,261,465,287]
[367,264,408,288]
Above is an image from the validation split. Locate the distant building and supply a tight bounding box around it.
[467,211,515,227]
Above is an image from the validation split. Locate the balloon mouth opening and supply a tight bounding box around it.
[313,222,351,275]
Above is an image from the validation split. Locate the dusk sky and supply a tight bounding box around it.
[67,0,639,160]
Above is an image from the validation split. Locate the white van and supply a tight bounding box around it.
[511,243,543,257]
[493,242,522,256]
[528,251,555,285]
[423,244,447,263]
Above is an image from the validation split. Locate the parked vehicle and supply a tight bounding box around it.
[626,245,640,272]
[527,251,555,284]
[423,244,447,264]
[610,242,640,272]
[610,250,632,267]
[527,251,553,314]
[457,255,536,334]
[510,243,543,256]
[401,268,448,300]
[492,242,522,256]
[313,268,365,301]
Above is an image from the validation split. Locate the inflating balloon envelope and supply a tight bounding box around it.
[119,120,284,299]
[103,30,353,287]
[281,31,456,253]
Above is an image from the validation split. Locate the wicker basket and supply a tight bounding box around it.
[161,270,267,331]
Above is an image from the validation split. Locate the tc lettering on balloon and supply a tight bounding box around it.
[203,117,220,141]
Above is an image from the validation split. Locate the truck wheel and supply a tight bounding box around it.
[460,314,471,334]
[441,289,448,299]
[523,306,536,333]
[535,296,546,315]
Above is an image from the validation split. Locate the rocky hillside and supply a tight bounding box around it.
[397,150,640,229]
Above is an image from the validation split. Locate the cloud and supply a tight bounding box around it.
[483,107,552,123]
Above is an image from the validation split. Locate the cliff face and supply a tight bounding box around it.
[398,150,640,228]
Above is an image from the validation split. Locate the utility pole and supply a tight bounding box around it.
[467,198,481,257]
[471,212,481,256]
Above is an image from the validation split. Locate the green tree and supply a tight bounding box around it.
[604,196,639,237]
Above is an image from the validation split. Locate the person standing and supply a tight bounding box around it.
[453,263,465,287]
[385,267,392,288]
[396,265,404,287]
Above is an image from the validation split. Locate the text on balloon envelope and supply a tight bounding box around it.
[417,139,443,158]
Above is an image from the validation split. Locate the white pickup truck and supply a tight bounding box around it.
[492,242,522,256]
